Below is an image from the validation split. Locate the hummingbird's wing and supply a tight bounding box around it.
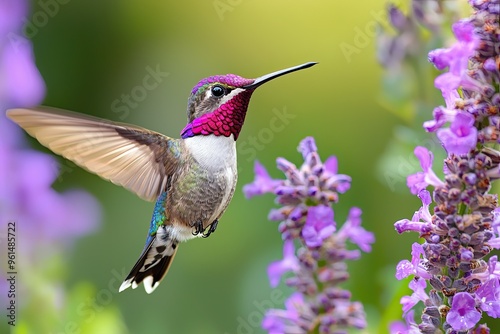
[7,107,180,202]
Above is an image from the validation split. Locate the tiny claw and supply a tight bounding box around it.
[192,220,204,236]
[202,220,218,238]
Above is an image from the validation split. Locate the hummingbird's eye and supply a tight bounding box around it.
[211,85,225,97]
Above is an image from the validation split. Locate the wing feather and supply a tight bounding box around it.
[7,107,180,202]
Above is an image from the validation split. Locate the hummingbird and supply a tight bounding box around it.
[7,62,317,293]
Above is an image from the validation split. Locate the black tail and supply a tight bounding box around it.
[119,228,178,294]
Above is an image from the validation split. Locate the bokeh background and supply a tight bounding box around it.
[3,0,498,333]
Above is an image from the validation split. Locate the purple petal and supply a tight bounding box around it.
[268,208,286,221]
[276,157,302,185]
[488,255,498,275]
[450,111,475,134]
[243,161,281,198]
[476,278,500,317]
[484,58,497,72]
[418,189,432,207]
[324,156,338,175]
[409,277,427,297]
[411,242,431,279]
[401,279,428,315]
[340,207,374,252]
[302,205,335,248]
[262,313,285,333]
[408,147,444,192]
[407,172,426,195]
[394,219,433,234]
[452,19,476,43]
[0,0,27,36]
[298,136,317,159]
[459,248,473,262]
[389,320,406,334]
[414,146,433,170]
[396,243,432,280]
[262,292,305,333]
[434,72,461,93]
[302,223,335,248]
[415,190,433,223]
[428,48,452,70]
[267,239,299,288]
[424,101,460,132]
[388,5,407,31]
[285,292,305,312]
[2,35,46,106]
[396,260,413,280]
[447,292,482,331]
[437,112,478,155]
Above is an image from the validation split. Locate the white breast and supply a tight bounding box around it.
[184,134,237,171]
[184,135,237,223]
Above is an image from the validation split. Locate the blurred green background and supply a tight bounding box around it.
[11,0,483,333]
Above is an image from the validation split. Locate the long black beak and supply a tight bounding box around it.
[242,62,317,90]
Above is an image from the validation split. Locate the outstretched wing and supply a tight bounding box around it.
[7,107,181,202]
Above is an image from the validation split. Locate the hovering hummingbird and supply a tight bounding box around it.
[7,62,317,293]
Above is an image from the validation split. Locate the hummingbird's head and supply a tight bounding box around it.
[181,62,317,140]
[185,74,255,124]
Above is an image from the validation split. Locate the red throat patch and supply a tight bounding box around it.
[181,90,253,140]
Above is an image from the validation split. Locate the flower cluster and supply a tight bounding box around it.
[378,1,440,69]
[245,137,374,334]
[0,0,101,325]
[394,1,500,332]
[0,0,100,260]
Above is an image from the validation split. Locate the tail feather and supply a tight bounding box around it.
[119,226,178,294]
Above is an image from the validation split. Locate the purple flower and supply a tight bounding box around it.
[262,293,312,334]
[267,240,299,288]
[389,310,419,334]
[337,207,374,252]
[423,106,454,132]
[261,313,286,334]
[298,136,317,159]
[0,0,101,324]
[394,190,433,234]
[0,1,26,34]
[392,1,500,331]
[245,137,372,333]
[476,277,500,318]
[400,278,428,315]
[437,112,478,155]
[396,243,432,280]
[0,0,45,107]
[1,35,45,106]
[0,0,101,257]
[429,20,480,93]
[406,147,444,195]
[388,5,408,31]
[302,205,336,248]
[389,321,407,334]
[324,156,351,193]
[0,147,100,254]
[243,161,281,198]
[446,292,482,331]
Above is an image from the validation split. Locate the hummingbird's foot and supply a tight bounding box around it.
[202,220,218,238]
[191,219,219,238]
[192,220,204,236]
